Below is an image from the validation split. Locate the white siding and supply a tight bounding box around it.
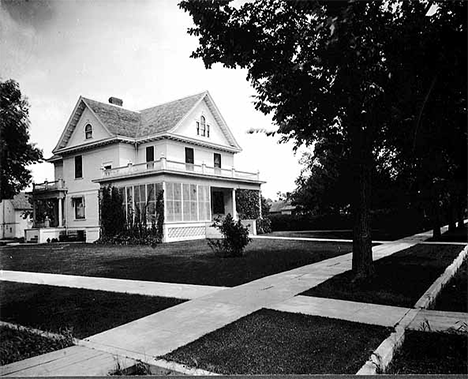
[175,99,231,147]
[66,108,111,148]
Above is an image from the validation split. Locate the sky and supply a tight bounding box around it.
[0,0,307,200]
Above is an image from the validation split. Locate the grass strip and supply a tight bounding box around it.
[161,309,391,375]
[0,239,351,286]
[386,330,468,374]
[433,258,467,312]
[0,281,185,339]
[0,325,74,366]
[301,244,463,307]
[428,225,467,242]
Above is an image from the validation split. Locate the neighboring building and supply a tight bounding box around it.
[27,91,264,243]
[0,193,33,239]
[269,200,297,215]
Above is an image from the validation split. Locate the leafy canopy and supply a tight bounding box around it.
[0,79,43,200]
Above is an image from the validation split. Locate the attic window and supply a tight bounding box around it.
[197,116,210,138]
[85,124,93,139]
[200,116,206,137]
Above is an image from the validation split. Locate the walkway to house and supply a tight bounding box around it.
[1,225,466,376]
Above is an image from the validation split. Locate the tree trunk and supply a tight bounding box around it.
[432,197,441,238]
[350,122,374,281]
[448,195,457,231]
[457,192,466,228]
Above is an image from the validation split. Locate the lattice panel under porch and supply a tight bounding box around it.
[167,226,206,239]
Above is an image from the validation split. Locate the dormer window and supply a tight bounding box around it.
[85,124,93,139]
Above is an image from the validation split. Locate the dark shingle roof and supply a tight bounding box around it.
[138,92,206,137]
[10,192,32,210]
[82,98,142,138]
[81,92,205,139]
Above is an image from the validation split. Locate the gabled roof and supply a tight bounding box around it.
[270,200,296,213]
[82,98,141,138]
[139,92,206,137]
[10,192,32,210]
[53,91,241,153]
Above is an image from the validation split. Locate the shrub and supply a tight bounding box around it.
[208,214,251,257]
[256,217,272,234]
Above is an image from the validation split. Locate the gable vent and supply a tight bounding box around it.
[108,97,123,106]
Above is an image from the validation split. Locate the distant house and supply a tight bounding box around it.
[0,193,33,239]
[269,200,297,215]
[28,91,265,243]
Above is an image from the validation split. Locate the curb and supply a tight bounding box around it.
[357,236,468,375]
[356,309,420,375]
[152,358,220,376]
[414,244,468,309]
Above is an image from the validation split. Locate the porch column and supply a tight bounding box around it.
[32,200,37,228]
[58,198,63,227]
[232,188,237,220]
[258,190,262,218]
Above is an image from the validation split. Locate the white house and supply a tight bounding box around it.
[0,193,33,240]
[27,91,264,243]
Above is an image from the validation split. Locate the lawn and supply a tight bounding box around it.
[301,244,464,307]
[0,239,352,287]
[267,227,423,241]
[161,309,391,375]
[433,258,467,312]
[386,330,467,374]
[0,325,74,366]
[0,281,185,339]
[429,224,468,242]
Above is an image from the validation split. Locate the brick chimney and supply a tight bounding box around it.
[108,97,123,106]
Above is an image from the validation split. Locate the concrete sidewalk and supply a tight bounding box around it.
[0,271,226,300]
[1,224,463,376]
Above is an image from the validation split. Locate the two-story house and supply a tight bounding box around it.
[26,91,264,243]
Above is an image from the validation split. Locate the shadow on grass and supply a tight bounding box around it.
[433,258,467,312]
[0,326,74,366]
[161,309,391,375]
[0,239,352,286]
[386,330,468,374]
[301,244,464,307]
[428,225,468,243]
[0,281,185,339]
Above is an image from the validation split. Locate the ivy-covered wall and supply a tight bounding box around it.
[236,189,261,219]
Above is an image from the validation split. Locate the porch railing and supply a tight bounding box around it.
[102,157,260,181]
[33,179,67,192]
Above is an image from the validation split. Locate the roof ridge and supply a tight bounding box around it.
[81,97,140,113]
[139,91,207,113]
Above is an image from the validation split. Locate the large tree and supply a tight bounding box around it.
[0,79,43,200]
[179,0,466,280]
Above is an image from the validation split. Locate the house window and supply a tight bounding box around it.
[196,121,200,136]
[198,185,210,221]
[146,146,154,169]
[185,147,194,164]
[75,155,83,178]
[85,124,92,139]
[73,197,85,219]
[134,184,147,224]
[214,153,222,168]
[200,116,206,136]
[166,182,182,222]
[207,124,210,138]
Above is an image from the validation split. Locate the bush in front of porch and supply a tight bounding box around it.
[208,214,251,257]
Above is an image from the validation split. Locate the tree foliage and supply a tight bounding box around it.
[180,0,466,279]
[0,79,43,199]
